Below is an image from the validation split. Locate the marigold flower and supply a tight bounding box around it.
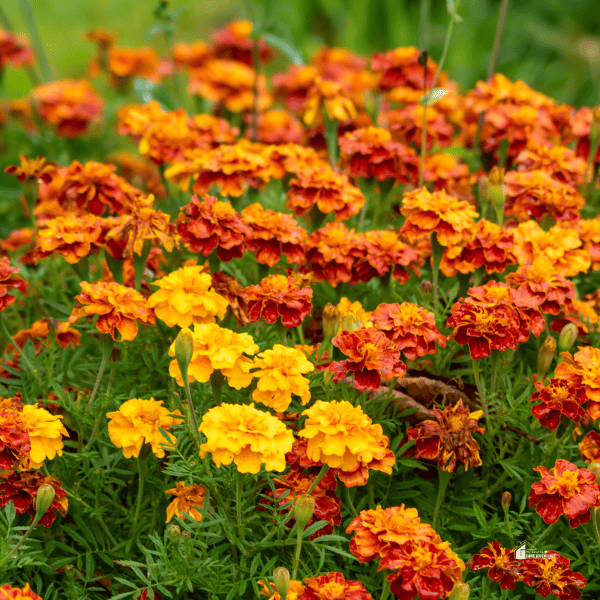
[165,481,207,522]
[211,20,275,66]
[301,572,374,600]
[579,431,600,463]
[107,398,182,459]
[241,203,307,266]
[168,323,258,389]
[0,583,42,600]
[244,109,304,144]
[211,271,249,326]
[422,152,474,203]
[529,378,588,430]
[18,403,68,469]
[471,542,519,590]
[520,552,586,600]
[302,76,357,125]
[243,274,313,329]
[0,257,27,312]
[550,299,600,339]
[31,80,103,138]
[400,187,478,247]
[176,195,249,262]
[575,217,600,271]
[299,399,394,473]
[514,143,587,185]
[259,579,305,600]
[106,46,160,87]
[371,302,446,361]
[0,406,31,471]
[199,402,293,473]
[4,155,56,184]
[0,29,35,71]
[529,459,600,528]
[9,318,80,353]
[0,471,67,527]
[250,345,315,411]
[337,298,372,331]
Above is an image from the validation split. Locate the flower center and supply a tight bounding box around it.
[552,469,581,495]
[411,545,434,571]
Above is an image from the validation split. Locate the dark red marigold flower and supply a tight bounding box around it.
[520,552,586,600]
[529,459,600,528]
[328,327,406,392]
[472,542,519,590]
[529,378,587,430]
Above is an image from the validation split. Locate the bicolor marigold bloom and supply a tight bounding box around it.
[199,402,294,473]
[0,406,30,470]
[512,221,590,278]
[148,266,229,328]
[400,187,477,247]
[168,323,258,389]
[579,431,600,463]
[0,471,67,527]
[302,76,357,125]
[472,542,519,590]
[165,481,207,522]
[287,167,365,221]
[329,327,406,391]
[0,257,27,311]
[299,400,394,473]
[31,80,103,138]
[9,318,80,352]
[176,195,249,262]
[106,398,182,459]
[372,46,442,92]
[241,203,307,267]
[529,459,600,528]
[550,299,600,339]
[0,29,35,71]
[4,155,56,184]
[514,143,587,185]
[243,274,312,328]
[35,213,104,264]
[371,302,446,361]
[19,404,68,469]
[211,20,275,66]
[440,219,516,276]
[529,378,587,430]
[173,40,212,69]
[250,345,315,412]
[520,552,586,600]
[0,584,42,599]
[69,281,155,341]
[406,400,484,472]
[301,572,374,600]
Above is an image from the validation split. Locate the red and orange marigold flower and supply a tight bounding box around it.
[529,378,588,430]
[0,257,27,312]
[520,552,586,600]
[0,403,30,471]
[472,542,519,590]
[0,29,35,72]
[514,143,587,185]
[0,584,42,599]
[300,572,374,600]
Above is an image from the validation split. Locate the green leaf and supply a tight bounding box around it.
[419,88,450,106]
[4,500,15,527]
[261,32,304,64]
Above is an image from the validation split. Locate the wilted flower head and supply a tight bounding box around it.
[165,481,207,522]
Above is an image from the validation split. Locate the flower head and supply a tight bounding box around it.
[580,431,600,463]
[165,481,207,522]
[302,76,357,124]
[199,403,294,473]
[472,542,519,590]
[106,398,182,459]
[0,583,42,600]
[555,346,600,419]
[211,20,275,66]
[0,404,31,471]
[301,572,373,600]
[514,143,587,185]
[520,552,586,600]
[529,378,587,430]
[20,404,68,469]
[0,257,27,312]
[0,29,35,71]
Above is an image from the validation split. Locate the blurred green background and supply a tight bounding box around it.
[2,0,600,106]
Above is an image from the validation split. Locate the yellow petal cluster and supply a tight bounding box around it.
[20,404,69,469]
[199,402,294,473]
[168,323,259,389]
[250,344,315,411]
[298,400,389,471]
[148,265,230,328]
[106,398,183,458]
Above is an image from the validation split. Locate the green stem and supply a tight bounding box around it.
[432,468,451,530]
[431,0,461,91]
[430,232,443,310]
[18,0,53,82]
[128,450,148,539]
[86,335,114,411]
[276,320,288,346]
[182,369,201,440]
[209,370,224,407]
[291,526,303,581]
[380,575,391,600]
[490,350,500,397]
[533,520,559,547]
[133,239,152,292]
[236,471,246,542]
[307,465,330,494]
[1,513,41,565]
[323,109,339,168]
[502,504,515,549]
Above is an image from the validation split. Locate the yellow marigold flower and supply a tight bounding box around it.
[165,481,207,522]
[337,298,372,333]
[250,344,315,412]
[299,400,392,472]
[168,323,259,389]
[302,76,357,124]
[20,404,69,469]
[106,398,183,459]
[199,402,294,473]
[148,266,229,328]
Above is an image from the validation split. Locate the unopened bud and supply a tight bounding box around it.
[323,370,333,386]
[537,336,556,380]
[478,175,490,208]
[448,582,470,600]
[420,280,433,295]
[558,323,578,354]
[167,524,181,544]
[34,484,56,523]
[294,494,315,530]
[340,310,361,333]
[175,329,194,381]
[501,491,511,507]
[322,304,340,340]
[487,166,505,211]
[273,567,290,600]
[587,462,600,482]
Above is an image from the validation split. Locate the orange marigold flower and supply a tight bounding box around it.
[400,187,478,247]
[243,274,313,328]
[10,318,80,352]
[0,471,67,527]
[301,222,366,287]
[422,152,474,203]
[272,64,318,112]
[371,302,446,360]
[579,431,600,463]
[337,298,372,332]
[339,126,418,183]
[372,46,442,91]
[529,378,588,430]
[173,40,212,69]
[107,398,182,459]
[514,143,587,185]
[31,80,103,138]
[287,167,365,221]
[301,572,374,600]
[407,399,484,472]
[244,109,304,144]
[0,584,42,599]
[199,402,294,473]
[85,28,119,49]
[241,203,307,267]
[165,481,207,522]
[471,542,519,590]
[68,281,155,341]
[302,76,357,125]
[0,29,35,71]
[520,552,586,600]
[211,20,275,66]
[505,255,577,315]
[0,405,30,471]
[329,327,406,391]
[176,195,249,261]
[107,46,159,87]
[4,155,56,183]
[513,221,590,278]
[575,217,600,271]
[0,257,27,311]
[529,459,600,528]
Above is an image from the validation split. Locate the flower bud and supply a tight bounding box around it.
[34,483,56,523]
[273,567,290,600]
[420,280,433,295]
[478,175,490,208]
[587,462,600,482]
[448,582,470,600]
[174,329,194,380]
[294,494,315,530]
[558,323,578,354]
[501,491,511,507]
[340,310,361,333]
[487,166,505,212]
[323,370,333,386]
[537,336,556,380]
[322,304,340,339]
[167,524,181,544]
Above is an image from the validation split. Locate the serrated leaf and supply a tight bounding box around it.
[4,500,16,526]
